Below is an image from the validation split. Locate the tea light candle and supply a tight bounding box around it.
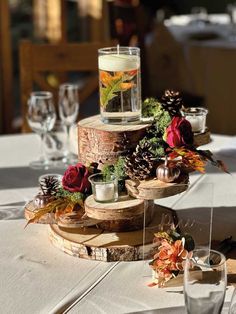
[98,54,140,72]
[182,107,208,134]
[95,183,115,202]
[186,116,204,133]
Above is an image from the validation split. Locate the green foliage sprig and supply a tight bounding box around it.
[56,187,85,204]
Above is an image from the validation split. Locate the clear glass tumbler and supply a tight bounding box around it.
[98,46,141,124]
[184,249,227,314]
[181,107,208,133]
[89,173,118,203]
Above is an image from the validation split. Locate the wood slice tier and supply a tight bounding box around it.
[24,201,101,227]
[125,174,189,200]
[78,115,150,166]
[85,194,145,220]
[193,128,211,147]
[85,195,153,232]
[24,198,153,232]
[48,204,170,262]
[25,201,56,224]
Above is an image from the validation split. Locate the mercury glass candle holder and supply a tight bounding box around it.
[89,173,118,203]
[98,46,141,124]
[181,107,208,134]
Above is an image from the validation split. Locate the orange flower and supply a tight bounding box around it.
[150,238,191,287]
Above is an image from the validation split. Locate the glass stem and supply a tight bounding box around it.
[65,125,70,157]
[40,133,47,162]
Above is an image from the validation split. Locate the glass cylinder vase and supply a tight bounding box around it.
[98,46,141,124]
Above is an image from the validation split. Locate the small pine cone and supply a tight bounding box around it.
[161,90,183,117]
[125,149,155,180]
[40,176,60,196]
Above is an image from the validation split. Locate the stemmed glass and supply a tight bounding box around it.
[27,91,56,169]
[184,249,227,314]
[58,83,79,164]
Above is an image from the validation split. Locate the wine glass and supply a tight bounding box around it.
[58,83,79,164]
[27,91,56,169]
[184,249,227,314]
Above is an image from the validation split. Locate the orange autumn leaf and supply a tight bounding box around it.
[100,71,112,87]
[114,71,123,79]
[169,147,206,173]
[120,82,135,91]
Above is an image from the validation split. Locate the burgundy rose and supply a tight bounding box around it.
[166,117,193,148]
[62,163,91,193]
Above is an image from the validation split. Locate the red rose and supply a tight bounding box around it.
[166,117,193,148]
[62,163,91,193]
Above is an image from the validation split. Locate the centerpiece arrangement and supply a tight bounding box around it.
[25,89,226,270]
[24,44,227,288]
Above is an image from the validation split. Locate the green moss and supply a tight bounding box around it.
[56,188,85,203]
[142,97,172,135]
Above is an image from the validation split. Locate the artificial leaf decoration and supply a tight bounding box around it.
[100,70,136,108]
[169,147,206,173]
[24,198,81,228]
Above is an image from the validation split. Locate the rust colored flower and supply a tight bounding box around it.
[165,117,193,148]
[150,238,191,287]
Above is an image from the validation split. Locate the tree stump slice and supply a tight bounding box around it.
[78,115,150,166]
[48,204,169,262]
[24,201,102,227]
[85,195,153,232]
[85,194,146,220]
[24,201,56,224]
[193,128,211,147]
[125,174,189,200]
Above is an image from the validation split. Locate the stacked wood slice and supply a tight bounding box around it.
[78,115,150,166]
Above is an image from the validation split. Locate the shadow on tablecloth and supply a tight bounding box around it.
[0,167,64,190]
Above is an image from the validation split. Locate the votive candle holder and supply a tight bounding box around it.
[182,107,208,133]
[89,173,118,203]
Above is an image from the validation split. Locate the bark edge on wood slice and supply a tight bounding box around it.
[48,204,172,262]
[125,173,189,200]
[78,115,150,166]
[193,128,211,147]
[85,195,153,232]
[85,194,145,220]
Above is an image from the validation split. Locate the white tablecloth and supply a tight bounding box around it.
[0,133,235,313]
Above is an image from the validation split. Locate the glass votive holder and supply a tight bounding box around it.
[89,173,118,203]
[181,107,208,134]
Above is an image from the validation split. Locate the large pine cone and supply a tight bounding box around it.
[161,90,183,117]
[125,142,155,180]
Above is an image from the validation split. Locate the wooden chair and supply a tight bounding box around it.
[19,40,115,132]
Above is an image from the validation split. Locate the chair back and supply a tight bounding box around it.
[19,40,115,132]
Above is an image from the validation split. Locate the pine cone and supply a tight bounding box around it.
[125,142,155,180]
[161,90,183,117]
[40,176,60,196]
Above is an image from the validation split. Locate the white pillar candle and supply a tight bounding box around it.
[95,183,115,202]
[98,54,140,71]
